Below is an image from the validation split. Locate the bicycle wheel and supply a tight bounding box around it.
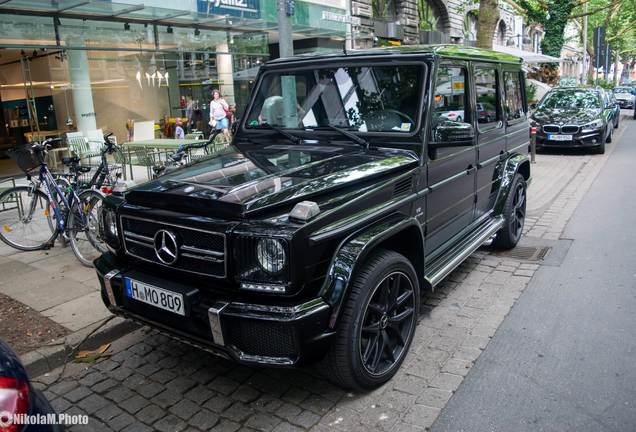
[0,186,58,251]
[68,189,107,267]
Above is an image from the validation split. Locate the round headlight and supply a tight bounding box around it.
[256,238,286,274]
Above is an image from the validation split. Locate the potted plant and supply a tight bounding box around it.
[373,0,404,40]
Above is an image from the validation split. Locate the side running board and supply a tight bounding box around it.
[424,216,504,289]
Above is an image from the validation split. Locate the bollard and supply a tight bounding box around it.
[530,126,537,163]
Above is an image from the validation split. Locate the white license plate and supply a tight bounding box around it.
[125,278,185,316]
[548,134,573,141]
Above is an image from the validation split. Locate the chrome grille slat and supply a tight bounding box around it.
[120,215,226,278]
[181,252,224,263]
[124,231,153,242]
[125,237,153,248]
[181,245,224,257]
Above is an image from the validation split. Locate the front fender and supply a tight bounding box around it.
[319,213,422,329]
[494,153,530,215]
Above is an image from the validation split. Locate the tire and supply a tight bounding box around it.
[0,186,58,251]
[493,173,526,250]
[68,189,107,267]
[594,141,606,154]
[321,249,420,390]
[606,127,612,143]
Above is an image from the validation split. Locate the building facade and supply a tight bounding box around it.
[0,0,348,146]
[350,0,544,56]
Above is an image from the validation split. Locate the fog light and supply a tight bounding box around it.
[592,139,597,144]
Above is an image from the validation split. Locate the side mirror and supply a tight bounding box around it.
[529,103,537,110]
[430,121,475,146]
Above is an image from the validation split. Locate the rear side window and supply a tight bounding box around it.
[474,67,501,131]
[432,65,469,127]
[503,71,525,122]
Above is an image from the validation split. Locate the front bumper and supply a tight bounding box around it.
[617,99,633,108]
[536,130,604,148]
[95,255,334,367]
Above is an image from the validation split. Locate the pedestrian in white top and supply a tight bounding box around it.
[209,90,230,141]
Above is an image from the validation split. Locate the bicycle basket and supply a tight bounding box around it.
[8,146,41,174]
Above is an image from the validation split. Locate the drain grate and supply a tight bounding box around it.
[496,246,551,261]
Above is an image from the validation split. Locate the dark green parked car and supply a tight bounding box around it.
[95,45,531,390]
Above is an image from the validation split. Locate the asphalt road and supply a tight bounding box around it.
[432,119,636,432]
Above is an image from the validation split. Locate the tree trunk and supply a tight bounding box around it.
[613,55,620,85]
[476,0,499,49]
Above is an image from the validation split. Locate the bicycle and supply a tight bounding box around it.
[54,132,123,194]
[151,129,222,178]
[0,139,108,267]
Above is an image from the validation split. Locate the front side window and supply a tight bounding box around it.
[474,67,501,131]
[245,64,424,133]
[504,71,525,121]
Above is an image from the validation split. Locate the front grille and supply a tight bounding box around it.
[561,125,579,134]
[543,125,560,133]
[225,317,298,358]
[121,216,226,278]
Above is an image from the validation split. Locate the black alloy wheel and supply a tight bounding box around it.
[322,249,420,390]
[509,182,526,242]
[493,173,526,249]
[359,271,416,376]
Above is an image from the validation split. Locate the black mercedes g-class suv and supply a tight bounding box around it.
[96,45,530,390]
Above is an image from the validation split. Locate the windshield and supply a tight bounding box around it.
[540,90,601,109]
[245,64,424,133]
[614,87,631,94]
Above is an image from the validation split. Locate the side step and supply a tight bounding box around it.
[424,216,504,288]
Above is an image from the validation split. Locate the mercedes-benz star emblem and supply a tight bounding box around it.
[154,230,179,265]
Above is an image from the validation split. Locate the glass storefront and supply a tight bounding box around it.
[0,0,345,152]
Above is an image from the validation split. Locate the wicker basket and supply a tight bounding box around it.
[8,146,43,175]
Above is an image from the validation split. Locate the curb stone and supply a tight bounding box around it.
[21,316,139,378]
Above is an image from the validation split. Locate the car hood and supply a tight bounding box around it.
[532,107,602,125]
[124,143,419,219]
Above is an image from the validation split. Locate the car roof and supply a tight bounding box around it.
[267,44,523,66]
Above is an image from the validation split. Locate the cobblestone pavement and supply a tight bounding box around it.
[33,129,620,432]
[36,252,537,432]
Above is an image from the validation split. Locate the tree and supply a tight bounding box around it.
[475,0,500,49]
[579,0,636,84]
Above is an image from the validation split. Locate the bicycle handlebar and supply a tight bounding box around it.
[102,132,120,155]
[178,130,223,152]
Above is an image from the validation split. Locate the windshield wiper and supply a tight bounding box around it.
[256,123,302,145]
[315,125,369,151]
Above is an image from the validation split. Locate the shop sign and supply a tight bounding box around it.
[321,11,361,26]
[197,0,260,19]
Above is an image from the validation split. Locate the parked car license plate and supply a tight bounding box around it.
[125,278,185,316]
[548,134,573,141]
